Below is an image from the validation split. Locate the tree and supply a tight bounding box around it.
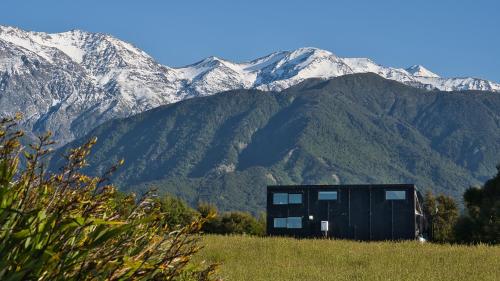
[422,191,458,242]
[455,165,500,244]
[433,195,459,242]
[197,202,220,234]
[422,191,437,239]
[0,115,217,280]
[197,203,266,236]
[158,194,199,227]
[218,212,265,236]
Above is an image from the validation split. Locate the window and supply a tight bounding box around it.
[318,191,338,200]
[273,217,303,229]
[286,217,302,229]
[273,218,287,228]
[273,193,303,205]
[273,193,288,204]
[289,194,302,204]
[385,190,406,200]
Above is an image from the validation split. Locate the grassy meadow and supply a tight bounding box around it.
[197,235,500,281]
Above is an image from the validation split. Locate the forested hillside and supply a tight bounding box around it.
[51,74,500,212]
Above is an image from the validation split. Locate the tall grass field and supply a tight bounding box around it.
[197,235,499,281]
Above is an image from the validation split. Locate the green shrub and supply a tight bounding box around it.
[455,165,500,244]
[158,194,200,227]
[217,212,265,236]
[422,191,459,242]
[197,202,221,234]
[197,203,265,236]
[0,115,217,280]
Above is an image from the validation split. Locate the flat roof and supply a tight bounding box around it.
[267,184,416,190]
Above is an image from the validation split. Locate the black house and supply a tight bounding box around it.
[266,184,425,240]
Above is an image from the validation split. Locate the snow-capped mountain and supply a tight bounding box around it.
[1,25,499,145]
[0,25,184,144]
[405,65,439,78]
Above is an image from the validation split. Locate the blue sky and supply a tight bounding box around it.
[2,0,499,81]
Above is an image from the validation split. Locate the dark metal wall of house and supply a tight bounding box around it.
[266,185,418,240]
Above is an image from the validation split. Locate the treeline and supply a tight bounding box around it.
[155,195,266,236]
[158,165,500,244]
[423,165,500,244]
[157,169,500,244]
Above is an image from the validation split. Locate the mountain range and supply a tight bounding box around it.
[50,74,500,212]
[1,25,499,146]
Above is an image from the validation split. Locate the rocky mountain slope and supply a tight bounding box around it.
[1,25,499,145]
[50,74,500,212]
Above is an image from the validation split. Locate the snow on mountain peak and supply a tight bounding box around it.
[406,65,440,78]
[0,25,90,64]
[288,47,334,58]
[1,25,499,146]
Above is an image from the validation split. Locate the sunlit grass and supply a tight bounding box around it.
[198,235,500,281]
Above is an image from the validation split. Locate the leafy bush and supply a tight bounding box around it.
[197,203,265,236]
[455,165,500,244]
[158,194,200,227]
[197,203,220,234]
[0,115,216,280]
[422,191,459,242]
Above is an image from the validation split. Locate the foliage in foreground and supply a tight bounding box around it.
[0,116,216,280]
[198,234,500,281]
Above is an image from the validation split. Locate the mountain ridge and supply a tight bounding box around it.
[49,74,500,213]
[1,25,499,146]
